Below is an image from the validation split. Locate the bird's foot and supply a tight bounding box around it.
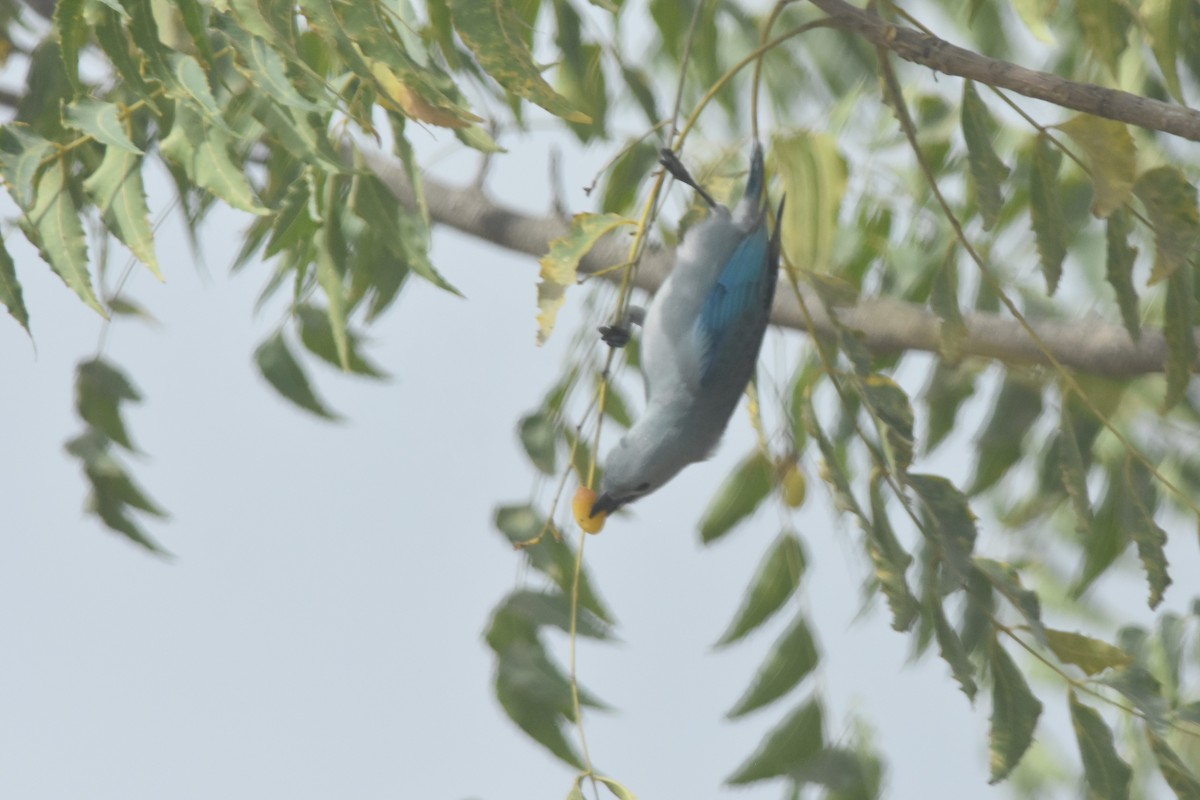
[598,324,632,348]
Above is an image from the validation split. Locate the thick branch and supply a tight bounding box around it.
[357,145,1183,378]
[811,0,1200,142]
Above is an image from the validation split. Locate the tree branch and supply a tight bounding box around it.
[811,0,1200,142]
[356,144,1184,378]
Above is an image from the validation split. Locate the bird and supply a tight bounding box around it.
[590,142,784,518]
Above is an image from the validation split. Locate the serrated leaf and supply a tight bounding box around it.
[216,19,324,112]
[76,358,142,451]
[1123,459,1171,607]
[725,700,824,785]
[1142,0,1187,103]
[1045,629,1132,675]
[1104,208,1140,341]
[910,473,978,584]
[727,615,819,718]
[1057,403,1093,533]
[961,81,1009,230]
[22,158,103,315]
[1147,728,1200,800]
[64,98,143,153]
[449,0,590,123]
[1162,260,1195,411]
[929,589,978,700]
[771,130,847,273]
[974,559,1045,644]
[83,146,160,279]
[988,642,1043,784]
[698,451,774,544]
[1029,134,1067,294]
[867,478,918,631]
[0,236,29,333]
[0,126,56,208]
[1056,116,1136,218]
[1077,0,1131,74]
[493,504,613,622]
[160,104,267,215]
[537,212,629,344]
[253,332,340,420]
[1134,166,1200,285]
[65,430,166,553]
[519,411,558,475]
[1069,691,1132,800]
[492,638,585,769]
[715,533,806,647]
[970,376,1043,495]
[295,304,387,378]
[54,0,87,87]
[861,374,914,476]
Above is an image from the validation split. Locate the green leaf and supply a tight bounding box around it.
[21,158,103,316]
[860,374,914,476]
[295,304,388,378]
[805,399,863,518]
[715,532,806,647]
[969,375,1043,495]
[988,641,1043,784]
[595,777,637,800]
[771,130,848,273]
[974,559,1045,644]
[1013,0,1056,42]
[1147,728,1200,800]
[217,20,325,112]
[924,361,977,453]
[1162,260,1195,412]
[1134,166,1200,285]
[487,589,612,643]
[556,42,606,142]
[698,451,774,544]
[54,0,87,87]
[1103,666,1167,724]
[253,332,340,420]
[1142,0,1187,102]
[76,358,142,451]
[1029,134,1067,294]
[727,615,819,718]
[83,147,161,279]
[910,474,977,584]
[1105,209,1140,340]
[493,504,612,622]
[961,81,1009,230]
[602,138,658,215]
[1057,403,1094,534]
[65,430,166,553]
[866,477,918,631]
[537,212,630,344]
[929,246,965,357]
[315,199,350,371]
[1056,115,1136,218]
[725,700,824,785]
[449,0,590,123]
[64,98,143,153]
[1076,0,1131,74]
[929,589,977,700]
[1122,459,1171,608]
[619,64,658,126]
[1045,629,1133,675]
[519,411,558,475]
[159,103,268,215]
[492,638,585,769]
[0,126,56,208]
[0,236,30,333]
[1069,691,1132,800]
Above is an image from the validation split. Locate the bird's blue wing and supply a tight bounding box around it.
[696,225,771,384]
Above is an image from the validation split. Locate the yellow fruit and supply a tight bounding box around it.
[781,462,807,508]
[573,486,607,534]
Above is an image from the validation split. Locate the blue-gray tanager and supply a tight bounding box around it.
[591,142,784,517]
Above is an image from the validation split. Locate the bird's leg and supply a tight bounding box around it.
[599,305,645,348]
[659,148,718,209]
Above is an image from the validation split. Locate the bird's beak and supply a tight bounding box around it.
[589,492,622,518]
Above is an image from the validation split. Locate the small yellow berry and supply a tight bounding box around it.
[781,462,807,508]
[573,486,607,534]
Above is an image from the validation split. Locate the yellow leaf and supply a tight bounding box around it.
[370,60,481,129]
[536,212,630,345]
[1056,115,1136,218]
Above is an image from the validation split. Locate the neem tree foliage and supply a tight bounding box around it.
[2,0,1200,796]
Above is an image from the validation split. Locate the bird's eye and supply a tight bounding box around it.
[636,482,651,492]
